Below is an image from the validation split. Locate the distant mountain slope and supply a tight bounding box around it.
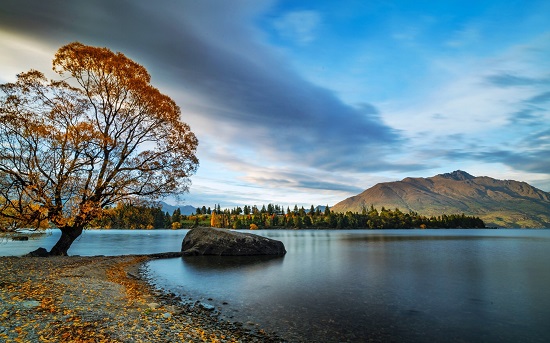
[331,170,550,228]
[159,202,197,215]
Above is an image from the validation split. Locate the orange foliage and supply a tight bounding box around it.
[106,256,149,304]
[0,42,198,253]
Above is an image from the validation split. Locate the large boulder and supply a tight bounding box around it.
[181,227,286,256]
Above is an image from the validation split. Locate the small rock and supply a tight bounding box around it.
[12,236,29,241]
[126,272,138,279]
[21,300,41,308]
[164,305,177,312]
[162,312,171,319]
[200,303,215,311]
[147,302,160,310]
[25,247,49,257]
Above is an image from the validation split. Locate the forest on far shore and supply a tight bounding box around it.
[90,202,486,230]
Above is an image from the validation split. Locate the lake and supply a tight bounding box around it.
[3,229,550,342]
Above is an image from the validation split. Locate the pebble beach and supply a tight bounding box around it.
[0,255,284,342]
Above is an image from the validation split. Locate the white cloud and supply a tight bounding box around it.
[392,25,423,45]
[378,34,550,190]
[0,31,56,82]
[385,34,550,136]
[445,25,481,48]
[273,10,321,44]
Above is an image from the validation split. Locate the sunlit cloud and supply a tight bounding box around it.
[0,31,55,82]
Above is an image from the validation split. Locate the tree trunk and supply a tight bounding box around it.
[49,226,84,256]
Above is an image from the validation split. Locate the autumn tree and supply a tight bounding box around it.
[210,211,221,228]
[0,42,198,255]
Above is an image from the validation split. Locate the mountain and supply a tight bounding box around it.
[159,202,197,215]
[314,205,327,213]
[331,170,550,228]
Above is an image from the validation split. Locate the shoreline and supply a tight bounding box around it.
[0,255,284,342]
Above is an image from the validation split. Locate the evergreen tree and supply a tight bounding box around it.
[303,215,312,227]
[293,215,303,229]
[152,207,165,229]
[172,208,181,223]
[163,212,172,229]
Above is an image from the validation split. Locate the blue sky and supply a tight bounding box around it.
[1,0,549,208]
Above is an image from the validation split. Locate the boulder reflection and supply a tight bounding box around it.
[182,255,284,271]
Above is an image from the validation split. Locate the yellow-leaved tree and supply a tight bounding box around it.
[210,211,221,228]
[0,42,198,255]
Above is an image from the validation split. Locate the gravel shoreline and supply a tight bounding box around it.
[0,255,285,342]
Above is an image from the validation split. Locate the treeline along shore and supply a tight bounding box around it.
[91,202,486,230]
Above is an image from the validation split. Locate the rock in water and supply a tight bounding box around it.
[25,247,49,257]
[181,227,286,256]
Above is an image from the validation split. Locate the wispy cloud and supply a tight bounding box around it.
[526,91,550,104]
[0,31,54,83]
[448,148,550,175]
[0,0,404,173]
[1,0,549,206]
[383,30,550,186]
[273,10,321,44]
[445,25,481,48]
[485,73,550,87]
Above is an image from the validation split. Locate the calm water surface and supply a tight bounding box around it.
[147,229,550,342]
[3,229,550,342]
[0,229,185,256]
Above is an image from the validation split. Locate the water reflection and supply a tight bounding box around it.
[181,255,284,271]
[340,232,550,243]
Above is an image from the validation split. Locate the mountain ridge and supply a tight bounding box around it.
[331,170,550,228]
[159,202,197,215]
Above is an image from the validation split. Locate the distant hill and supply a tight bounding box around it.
[159,202,197,215]
[331,170,550,228]
[314,205,327,213]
